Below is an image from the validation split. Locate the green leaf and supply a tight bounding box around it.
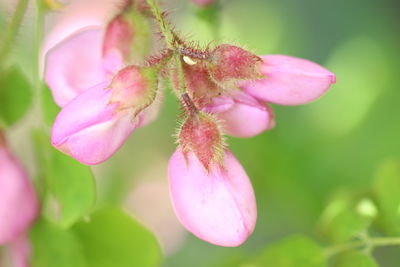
[372,160,400,235]
[30,218,87,267]
[318,191,372,243]
[72,207,162,267]
[250,235,326,267]
[33,129,96,228]
[41,83,60,126]
[0,67,32,126]
[334,251,378,267]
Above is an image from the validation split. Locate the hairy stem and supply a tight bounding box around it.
[0,0,29,65]
[174,54,187,95]
[146,0,175,49]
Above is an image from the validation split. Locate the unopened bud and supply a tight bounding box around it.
[103,6,152,65]
[109,65,158,111]
[103,14,134,63]
[208,44,262,85]
[179,111,225,169]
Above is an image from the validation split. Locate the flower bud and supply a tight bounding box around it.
[241,55,336,105]
[178,111,225,170]
[45,4,152,107]
[0,136,39,244]
[102,14,133,66]
[208,44,262,86]
[174,62,220,107]
[109,66,158,111]
[51,65,160,165]
[168,147,257,246]
[103,7,151,66]
[204,90,275,137]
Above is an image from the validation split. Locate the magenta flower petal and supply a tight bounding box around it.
[207,91,275,138]
[51,82,140,165]
[0,146,39,244]
[241,55,336,105]
[45,27,108,107]
[168,147,257,247]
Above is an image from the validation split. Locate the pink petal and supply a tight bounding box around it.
[0,147,39,244]
[203,95,235,113]
[103,48,125,75]
[168,147,257,247]
[241,55,336,105]
[51,82,139,165]
[44,27,108,107]
[205,91,275,138]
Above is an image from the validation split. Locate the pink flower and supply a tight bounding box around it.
[241,55,336,106]
[51,65,161,165]
[45,27,113,107]
[168,147,257,247]
[204,53,335,137]
[0,137,39,245]
[44,5,141,107]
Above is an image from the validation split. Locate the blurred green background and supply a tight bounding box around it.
[1,0,400,266]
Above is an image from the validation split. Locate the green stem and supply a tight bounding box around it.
[0,0,29,64]
[146,0,175,49]
[174,54,187,95]
[34,0,44,104]
[324,236,400,258]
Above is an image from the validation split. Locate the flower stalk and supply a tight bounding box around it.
[324,235,400,258]
[0,0,29,65]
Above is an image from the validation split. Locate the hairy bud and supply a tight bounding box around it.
[109,65,158,111]
[178,111,225,170]
[208,44,262,86]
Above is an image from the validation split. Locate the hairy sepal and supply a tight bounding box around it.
[109,65,159,117]
[178,112,226,171]
[208,44,263,87]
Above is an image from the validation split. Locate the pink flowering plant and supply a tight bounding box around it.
[1,0,400,266]
[47,0,335,246]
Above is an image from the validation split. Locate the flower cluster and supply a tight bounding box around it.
[45,0,335,246]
